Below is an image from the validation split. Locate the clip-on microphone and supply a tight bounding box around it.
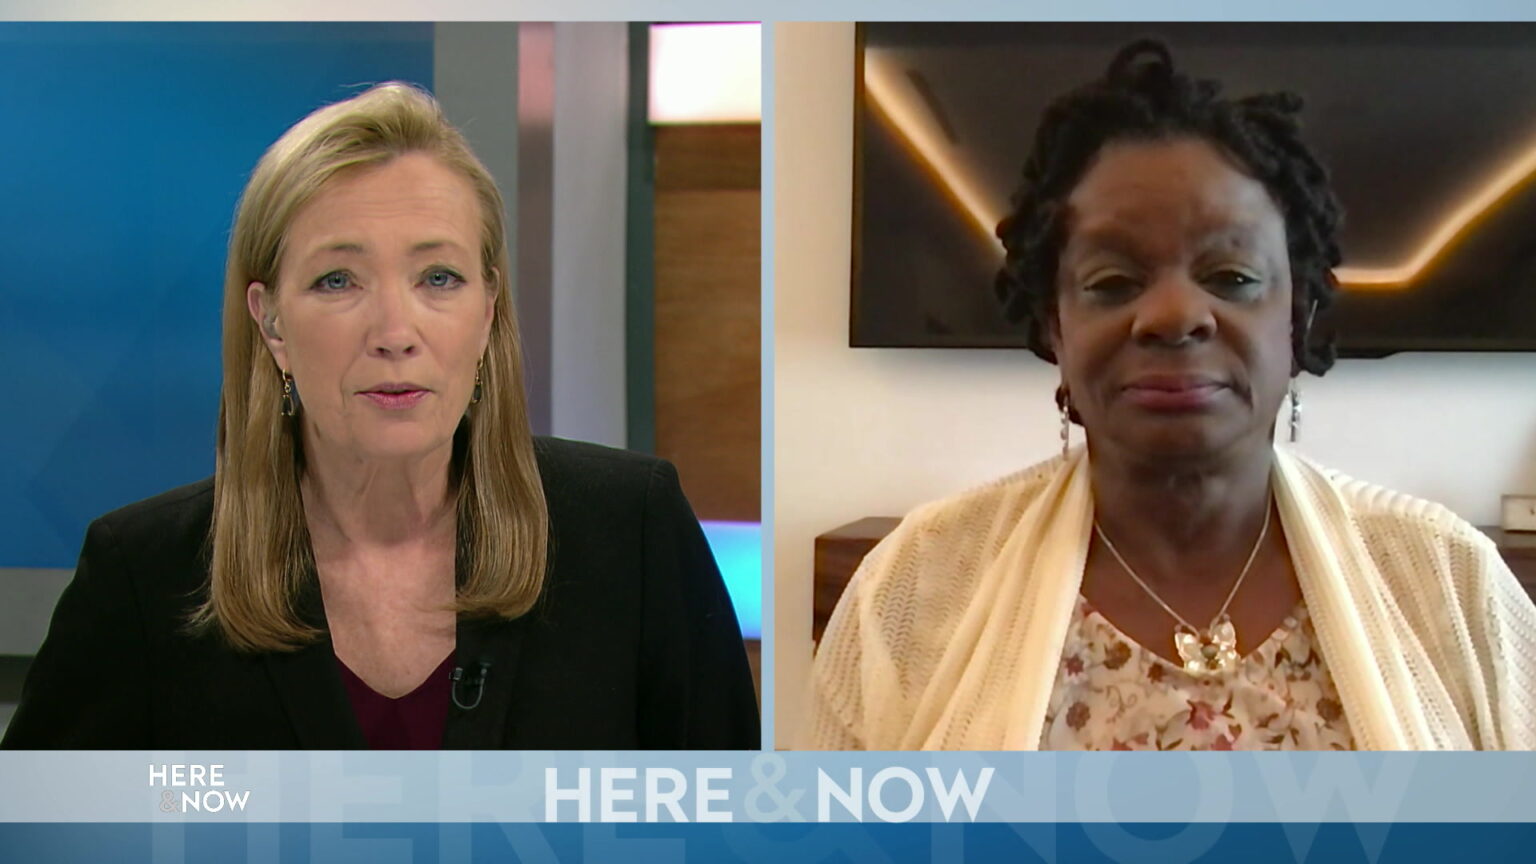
[451,659,491,710]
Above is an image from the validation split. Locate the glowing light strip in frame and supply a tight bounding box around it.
[862,51,1004,251]
[1332,143,1536,288]
[866,49,1536,293]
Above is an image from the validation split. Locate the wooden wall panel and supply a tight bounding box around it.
[653,124,761,522]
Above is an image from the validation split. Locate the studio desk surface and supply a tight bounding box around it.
[813,519,1536,646]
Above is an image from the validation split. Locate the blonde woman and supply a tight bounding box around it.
[4,84,758,749]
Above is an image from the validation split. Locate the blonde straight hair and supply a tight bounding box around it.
[199,82,548,651]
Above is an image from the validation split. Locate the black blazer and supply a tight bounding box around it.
[1,437,759,749]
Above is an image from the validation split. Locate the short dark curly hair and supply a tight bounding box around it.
[993,38,1342,375]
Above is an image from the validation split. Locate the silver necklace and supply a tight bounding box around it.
[1093,503,1272,677]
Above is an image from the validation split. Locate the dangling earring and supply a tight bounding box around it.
[470,359,483,405]
[280,370,296,418]
[1057,385,1072,460]
[1288,378,1302,443]
[1289,298,1317,444]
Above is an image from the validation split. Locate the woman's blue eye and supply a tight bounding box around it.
[424,269,465,289]
[313,271,353,291]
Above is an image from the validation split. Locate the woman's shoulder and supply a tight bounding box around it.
[53,478,215,632]
[1295,456,1513,610]
[533,436,668,493]
[846,455,1064,608]
[90,477,215,558]
[882,455,1064,554]
[811,456,1067,748]
[1296,457,1536,748]
[1302,459,1493,555]
[531,436,689,535]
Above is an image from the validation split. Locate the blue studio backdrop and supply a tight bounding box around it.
[0,22,435,569]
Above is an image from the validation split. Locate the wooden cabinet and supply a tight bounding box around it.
[1479,527,1536,596]
[813,517,898,643]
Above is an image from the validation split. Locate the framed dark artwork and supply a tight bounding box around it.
[852,22,1536,355]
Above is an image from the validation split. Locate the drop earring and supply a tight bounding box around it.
[470,359,483,405]
[280,371,296,418]
[1289,298,1318,444]
[1057,385,1072,460]
[1288,379,1302,443]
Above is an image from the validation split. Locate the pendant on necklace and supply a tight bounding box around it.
[1173,616,1239,677]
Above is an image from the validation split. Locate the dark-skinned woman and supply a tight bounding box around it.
[811,41,1536,751]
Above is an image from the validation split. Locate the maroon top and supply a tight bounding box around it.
[336,654,454,750]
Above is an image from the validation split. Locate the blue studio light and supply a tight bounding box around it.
[698,521,762,640]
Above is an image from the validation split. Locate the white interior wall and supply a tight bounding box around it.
[771,22,1536,746]
[550,23,629,448]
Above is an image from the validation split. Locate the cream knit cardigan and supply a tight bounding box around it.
[809,447,1536,750]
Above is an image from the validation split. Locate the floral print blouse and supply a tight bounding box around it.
[1040,597,1355,750]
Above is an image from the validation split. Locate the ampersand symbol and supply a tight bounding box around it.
[745,754,804,821]
[159,790,178,813]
